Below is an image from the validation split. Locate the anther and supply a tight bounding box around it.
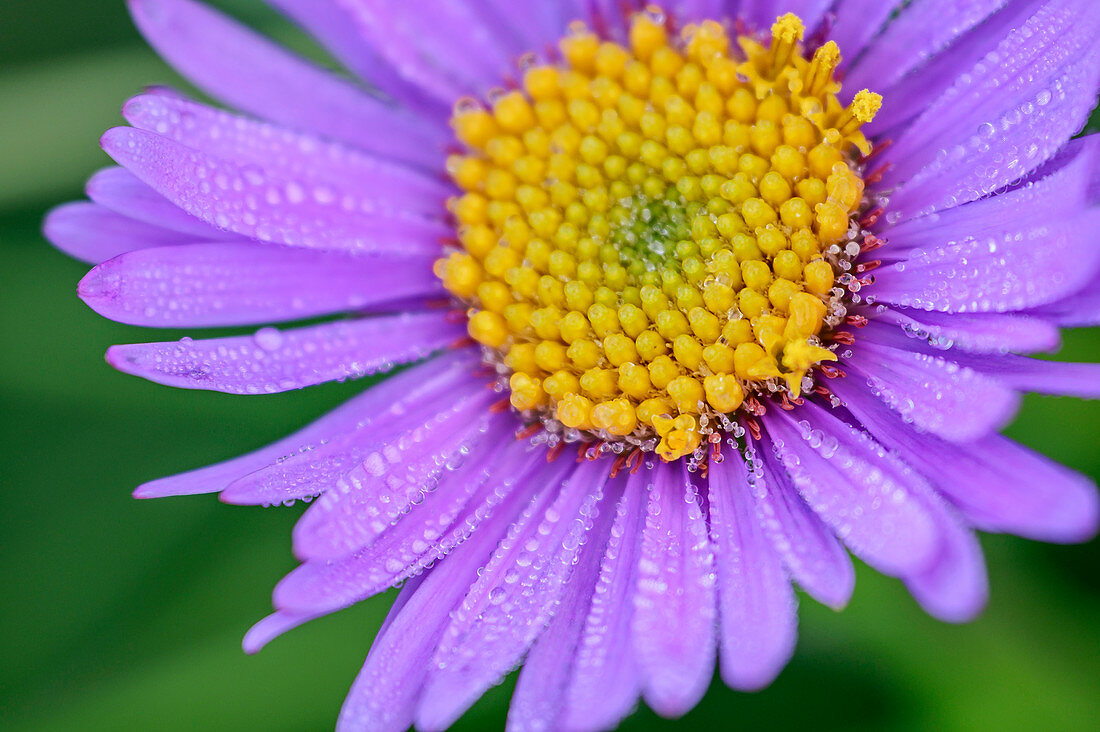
[768,14,804,77]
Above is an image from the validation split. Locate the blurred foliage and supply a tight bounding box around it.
[1,2,1097,730]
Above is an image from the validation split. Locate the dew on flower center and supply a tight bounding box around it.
[436,10,881,461]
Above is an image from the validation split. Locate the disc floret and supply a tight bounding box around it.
[436,10,881,460]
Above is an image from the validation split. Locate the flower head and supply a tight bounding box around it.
[46,1,1100,730]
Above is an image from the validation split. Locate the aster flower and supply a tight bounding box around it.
[45,0,1100,729]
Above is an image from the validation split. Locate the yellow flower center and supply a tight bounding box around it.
[436,10,881,461]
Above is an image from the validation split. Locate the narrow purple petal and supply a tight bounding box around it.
[106,311,464,394]
[847,328,1020,442]
[847,0,1011,99]
[86,166,229,239]
[560,470,647,731]
[876,308,1061,355]
[880,0,1100,216]
[828,0,901,65]
[289,387,500,560]
[1026,271,1100,327]
[79,243,442,328]
[261,0,446,116]
[242,609,323,654]
[765,403,940,577]
[133,350,477,499]
[416,460,612,731]
[334,480,541,732]
[708,451,797,691]
[128,0,445,167]
[631,461,717,718]
[903,490,989,623]
[101,127,450,255]
[274,437,541,615]
[868,0,1046,133]
[749,442,855,610]
[43,202,203,264]
[333,0,516,104]
[831,375,1099,543]
[506,476,625,732]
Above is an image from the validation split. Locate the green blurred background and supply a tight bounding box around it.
[1,2,1098,730]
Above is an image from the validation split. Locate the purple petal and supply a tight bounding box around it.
[416,460,612,731]
[831,375,1099,543]
[749,442,855,610]
[79,243,442,328]
[274,436,541,615]
[261,0,446,116]
[134,350,477,499]
[765,403,941,577]
[128,0,445,167]
[880,1,1100,216]
[1026,272,1100,327]
[847,327,1020,442]
[559,469,647,731]
[333,0,517,104]
[242,609,323,654]
[106,311,465,394]
[828,0,902,65]
[868,0,1047,133]
[86,166,229,239]
[101,126,450,255]
[708,451,797,691]
[506,476,625,732]
[875,308,1061,355]
[903,490,989,623]
[289,387,500,560]
[847,0,1011,111]
[334,481,540,732]
[631,461,717,718]
[43,202,203,264]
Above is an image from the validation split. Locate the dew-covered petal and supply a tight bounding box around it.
[289,387,500,560]
[274,436,541,615]
[876,308,1061,355]
[333,0,517,104]
[848,0,1012,105]
[334,478,542,732]
[101,127,451,255]
[86,166,230,239]
[1026,272,1100,327]
[416,460,612,731]
[106,311,464,394]
[43,202,204,264]
[121,94,449,218]
[128,0,444,167]
[79,243,442,328]
[862,323,1100,400]
[708,451,797,691]
[828,0,903,65]
[741,0,833,31]
[559,470,647,732]
[902,490,988,623]
[868,0,1047,133]
[831,376,1099,544]
[846,328,1020,442]
[242,609,325,654]
[631,461,716,718]
[880,0,1100,216]
[749,442,855,610]
[133,350,477,499]
[506,476,625,732]
[765,402,940,577]
[260,0,445,116]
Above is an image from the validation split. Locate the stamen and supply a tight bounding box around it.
[768,14,804,77]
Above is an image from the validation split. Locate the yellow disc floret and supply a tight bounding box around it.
[439,10,880,460]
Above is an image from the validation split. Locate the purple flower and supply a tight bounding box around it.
[45,0,1100,729]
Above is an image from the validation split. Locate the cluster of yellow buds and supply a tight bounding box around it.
[436,9,880,460]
